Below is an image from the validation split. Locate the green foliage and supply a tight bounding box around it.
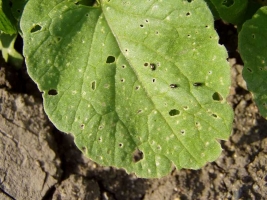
[0,32,23,68]
[21,0,233,178]
[206,0,262,28]
[0,0,17,34]
[239,6,267,118]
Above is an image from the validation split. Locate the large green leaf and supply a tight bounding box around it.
[21,0,233,178]
[239,6,267,118]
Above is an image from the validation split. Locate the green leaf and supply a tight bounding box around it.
[0,0,17,34]
[0,31,23,68]
[10,0,28,22]
[239,6,267,118]
[21,0,233,178]
[209,0,249,25]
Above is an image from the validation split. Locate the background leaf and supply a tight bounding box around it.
[0,32,23,68]
[0,0,17,34]
[21,0,233,178]
[239,6,267,118]
[208,0,249,25]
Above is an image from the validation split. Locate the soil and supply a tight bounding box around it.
[1,20,267,200]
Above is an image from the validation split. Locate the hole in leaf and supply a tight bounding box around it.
[183,106,188,110]
[122,65,126,68]
[145,19,149,23]
[135,86,140,90]
[106,56,115,63]
[85,13,89,17]
[169,109,180,116]
[91,81,96,90]
[119,143,123,147]
[187,0,193,2]
[155,31,159,35]
[170,84,178,88]
[98,137,102,142]
[186,12,191,16]
[48,89,58,96]
[144,62,149,67]
[137,109,142,114]
[212,92,223,101]
[55,37,62,43]
[212,113,218,118]
[222,0,234,7]
[17,9,21,13]
[247,68,253,73]
[152,78,156,83]
[120,78,125,82]
[30,24,42,33]
[140,24,144,28]
[80,124,85,129]
[150,63,156,71]
[252,34,255,39]
[180,130,185,135]
[132,149,143,163]
[81,146,86,151]
[193,82,204,87]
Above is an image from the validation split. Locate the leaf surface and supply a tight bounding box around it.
[239,6,267,118]
[21,0,233,178]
